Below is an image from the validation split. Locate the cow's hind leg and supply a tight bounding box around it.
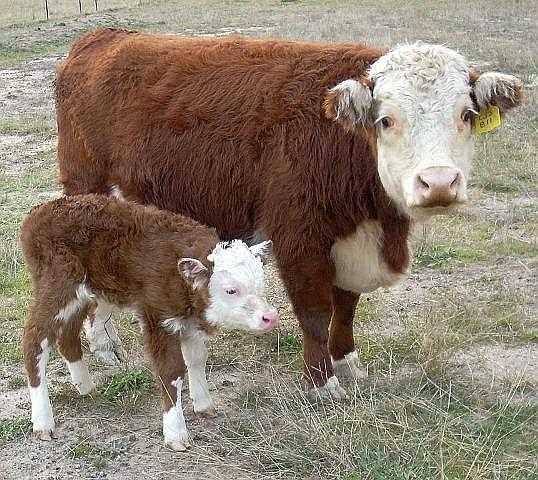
[329,287,366,384]
[84,300,123,365]
[143,313,190,451]
[58,303,95,396]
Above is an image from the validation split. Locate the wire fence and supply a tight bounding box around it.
[0,0,149,26]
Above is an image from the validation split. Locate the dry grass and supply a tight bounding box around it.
[0,1,536,479]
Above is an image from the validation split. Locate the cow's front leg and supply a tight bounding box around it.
[279,257,347,401]
[329,287,366,384]
[144,320,190,452]
[84,300,124,365]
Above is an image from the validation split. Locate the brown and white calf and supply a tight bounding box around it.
[20,194,278,451]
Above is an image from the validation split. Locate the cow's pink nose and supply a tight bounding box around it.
[414,167,461,207]
[261,310,279,329]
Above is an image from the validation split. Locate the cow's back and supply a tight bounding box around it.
[56,29,382,240]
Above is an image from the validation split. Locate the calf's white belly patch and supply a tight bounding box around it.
[331,221,406,294]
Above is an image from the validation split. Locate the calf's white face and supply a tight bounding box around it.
[179,240,278,334]
[326,43,523,219]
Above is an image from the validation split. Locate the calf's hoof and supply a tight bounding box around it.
[307,376,348,402]
[332,351,367,384]
[194,400,217,418]
[34,429,57,441]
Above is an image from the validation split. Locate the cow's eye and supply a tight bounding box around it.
[379,117,394,129]
[461,109,475,123]
[226,288,237,295]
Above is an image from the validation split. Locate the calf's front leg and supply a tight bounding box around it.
[144,322,190,451]
[181,328,215,416]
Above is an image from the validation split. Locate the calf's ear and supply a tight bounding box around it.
[324,79,373,131]
[470,70,524,113]
[249,240,272,261]
[178,258,209,289]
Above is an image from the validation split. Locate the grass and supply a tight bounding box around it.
[98,368,154,404]
[0,418,31,444]
[68,437,118,469]
[216,372,538,479]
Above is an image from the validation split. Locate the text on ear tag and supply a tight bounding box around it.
[474,105,502,134]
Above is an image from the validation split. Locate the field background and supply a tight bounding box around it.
[0,1,536,479]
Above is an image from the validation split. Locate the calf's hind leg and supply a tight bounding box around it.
[58,303,95,395]
[23,295,58,440]
[144,318,190,451]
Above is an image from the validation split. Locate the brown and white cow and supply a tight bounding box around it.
[55,29,523,398]
[20,194,277,450]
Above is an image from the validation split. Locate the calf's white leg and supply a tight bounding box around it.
[181,329,215,415]
[163,377,190,451]
[28,339,56,440]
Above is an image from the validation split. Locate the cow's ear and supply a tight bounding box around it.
[324,79,373,131]
[178,258,209,289]
[249,240,272,262]
[470,70,524,113]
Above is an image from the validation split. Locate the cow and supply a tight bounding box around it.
[55,28,524,398]
[20,194,278,451]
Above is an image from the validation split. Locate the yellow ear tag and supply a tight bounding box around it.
[474,105,502,134]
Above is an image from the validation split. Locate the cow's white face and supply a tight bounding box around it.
[325,43,523,220]
[179,240,279,334]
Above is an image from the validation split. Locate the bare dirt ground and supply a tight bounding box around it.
[0,1,536,479]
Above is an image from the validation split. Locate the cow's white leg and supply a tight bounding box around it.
[163,377,191,451]
[332,350,367,383]
[29,339,56,440]
[181,330,215,415]
[84,300,123,365]
[307,376,348,402]
[66,359,95,395]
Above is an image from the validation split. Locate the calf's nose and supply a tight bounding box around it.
[414,166,461,207]
[261,309,279,329]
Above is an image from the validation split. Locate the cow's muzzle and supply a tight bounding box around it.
[411,166,466,209]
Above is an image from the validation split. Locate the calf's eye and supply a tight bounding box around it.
[226,288,237,295]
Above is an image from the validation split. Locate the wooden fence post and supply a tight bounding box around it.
[44,0,49,20]
[95,0,98,11]
[79,0,82,14]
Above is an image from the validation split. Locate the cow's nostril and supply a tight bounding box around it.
[262,316,271,323]
[418,176,430,189]
[450,173,460,188]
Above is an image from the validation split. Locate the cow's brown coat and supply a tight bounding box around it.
[56,29,410,386]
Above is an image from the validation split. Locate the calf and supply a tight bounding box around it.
[20,194,277,451]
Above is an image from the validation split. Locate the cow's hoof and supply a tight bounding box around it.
[93,348,123,366]
[34,429,57,441]
[194,404,217,418]
[165,437,191,452]
[308,376,348,402]
[332,351,367,384]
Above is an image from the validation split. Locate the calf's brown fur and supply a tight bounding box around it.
[21,194,218,447]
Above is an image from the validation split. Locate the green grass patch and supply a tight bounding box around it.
[68,438,118,469]
[99,368,154,404]
[415,243,485,269]
[0,417,31,443]
[0,115,55,136]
